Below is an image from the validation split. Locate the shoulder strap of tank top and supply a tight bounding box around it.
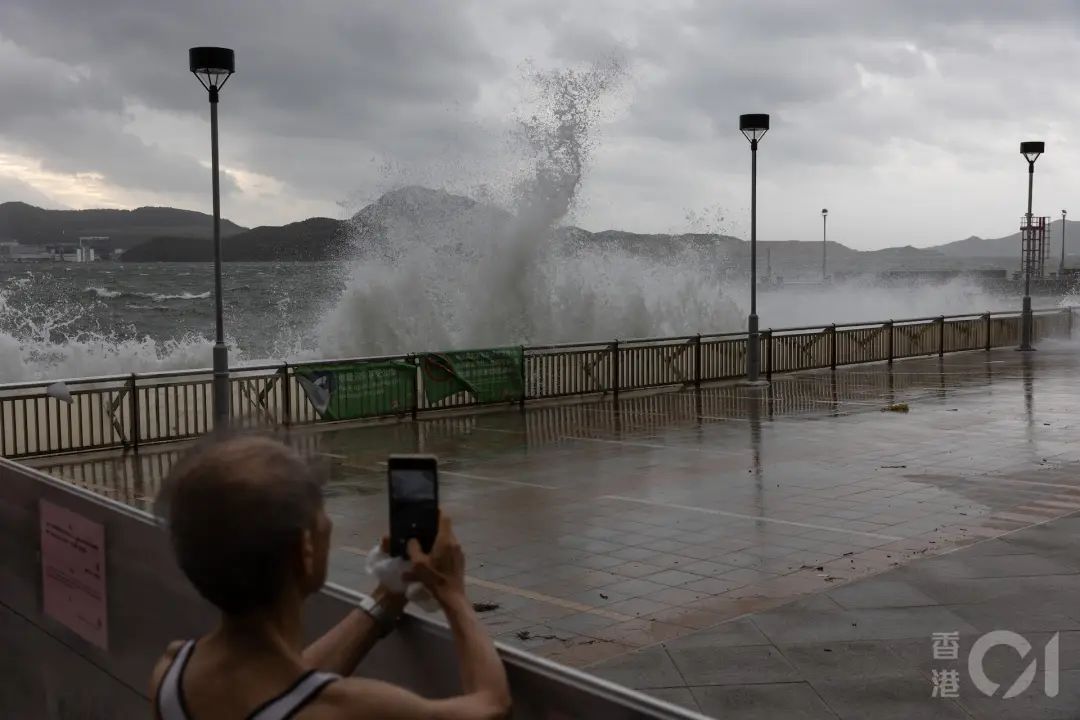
[157,640,197,720]
[246,670,340,720]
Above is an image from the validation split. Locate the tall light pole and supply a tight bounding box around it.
[1018,141,1043,352]
[190,47,236,423]
[821,208,828,282]
[740,113,769,383]
[1060,209,1067,276]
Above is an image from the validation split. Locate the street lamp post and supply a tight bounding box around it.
[1019,141,1043,352]
[1060,209,1067,276]
[821,208,828,282]
[740,113,770,383]
[189,46,236,424]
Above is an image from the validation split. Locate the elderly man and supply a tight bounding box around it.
[150,435,510,720]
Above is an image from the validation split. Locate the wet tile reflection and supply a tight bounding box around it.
[25,343,1080,666]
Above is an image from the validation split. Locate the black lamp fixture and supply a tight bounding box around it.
[739,113,770,383]
[190,46,235,96]
[189,47,236,423]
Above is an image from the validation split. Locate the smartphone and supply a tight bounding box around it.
[387,454,439,558]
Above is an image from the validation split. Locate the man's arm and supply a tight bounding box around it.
[322,671,510,720]
[302,585,406,676]
[403,517,511,716]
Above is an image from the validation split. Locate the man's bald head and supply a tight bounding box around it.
[158,435,325,615]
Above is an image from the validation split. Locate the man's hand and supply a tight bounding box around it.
[404,513,466,606]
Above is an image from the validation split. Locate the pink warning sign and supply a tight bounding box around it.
[40,500,108,649]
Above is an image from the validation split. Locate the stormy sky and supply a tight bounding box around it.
[1,0,1078,249]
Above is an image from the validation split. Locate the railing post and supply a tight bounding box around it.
[611,340,620,400]
[764,330,773,381]
[938,316,945,357]
[280,363,291,427]
[886,321,894,365]
[411,355,420,420]
[519,345,526,412]
[984,313,992,351]
[829,324,837,371]
[694,334,702,388]
[128,373,140,452]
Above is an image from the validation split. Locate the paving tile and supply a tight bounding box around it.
[689,682,838,719]
[752,605,979,645]
[646,569,705,587]
[609,561,667,579]
[591,619,688,647]
[586,645,686,689]
[643,586,710,607]
[681,576,741,595]
[601,578,672,598]
[954,669,1080,720]
[826,579,939,609]
[603,597,674,618]
[546,611,622,635]
[662,617,771,650]
[778,640,919,681]
[640,687,700,712]
[668,644,800,686]
[812,674,972,719]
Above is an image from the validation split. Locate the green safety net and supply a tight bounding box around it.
[295,361,416,421]
[419,347,524,405]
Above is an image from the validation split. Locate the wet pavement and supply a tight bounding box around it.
[27,342,1080,715]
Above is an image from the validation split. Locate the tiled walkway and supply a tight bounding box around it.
[591,510,1080,718]
[29,342,1080,715]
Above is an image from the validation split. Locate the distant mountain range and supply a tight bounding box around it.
[0,190,1071,272]
[0,202,246,252]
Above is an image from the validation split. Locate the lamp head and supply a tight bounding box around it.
[821,208,828,216]
[190,47,235,91]
[1020,141,1044,164]
[739,113,770,143]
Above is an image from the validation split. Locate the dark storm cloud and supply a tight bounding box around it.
[0,36,219,194]
[0,0,496,200]
[4,0,1080,246]
[568,0,1080,173]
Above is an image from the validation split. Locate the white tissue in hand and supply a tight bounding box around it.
[365,543,440,612]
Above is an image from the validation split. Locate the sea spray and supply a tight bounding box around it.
[309,60,746,356]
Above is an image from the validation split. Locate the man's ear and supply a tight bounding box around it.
[298,527,318,588]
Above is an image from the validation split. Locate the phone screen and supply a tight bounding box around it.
[388,455,438,558]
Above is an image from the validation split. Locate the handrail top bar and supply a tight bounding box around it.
[0,306,1073,391]
[528,341,614,351]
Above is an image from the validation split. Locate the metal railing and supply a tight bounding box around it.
[0,307,1072,458]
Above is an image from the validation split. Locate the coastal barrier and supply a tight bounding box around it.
[0,308,1072,458]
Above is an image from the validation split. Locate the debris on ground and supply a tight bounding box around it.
[516,630,563,642]
[472,602,500,613]
[879,464,907,469]
[883,402,910,413]
[599,593,609,600]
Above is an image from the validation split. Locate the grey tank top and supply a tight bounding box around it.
[157,640,339,720]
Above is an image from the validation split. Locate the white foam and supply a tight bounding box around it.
[84,286,122,299]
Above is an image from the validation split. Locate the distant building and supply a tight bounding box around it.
[0,236,105,262]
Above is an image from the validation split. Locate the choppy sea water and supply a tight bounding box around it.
[0,258,1041,384]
